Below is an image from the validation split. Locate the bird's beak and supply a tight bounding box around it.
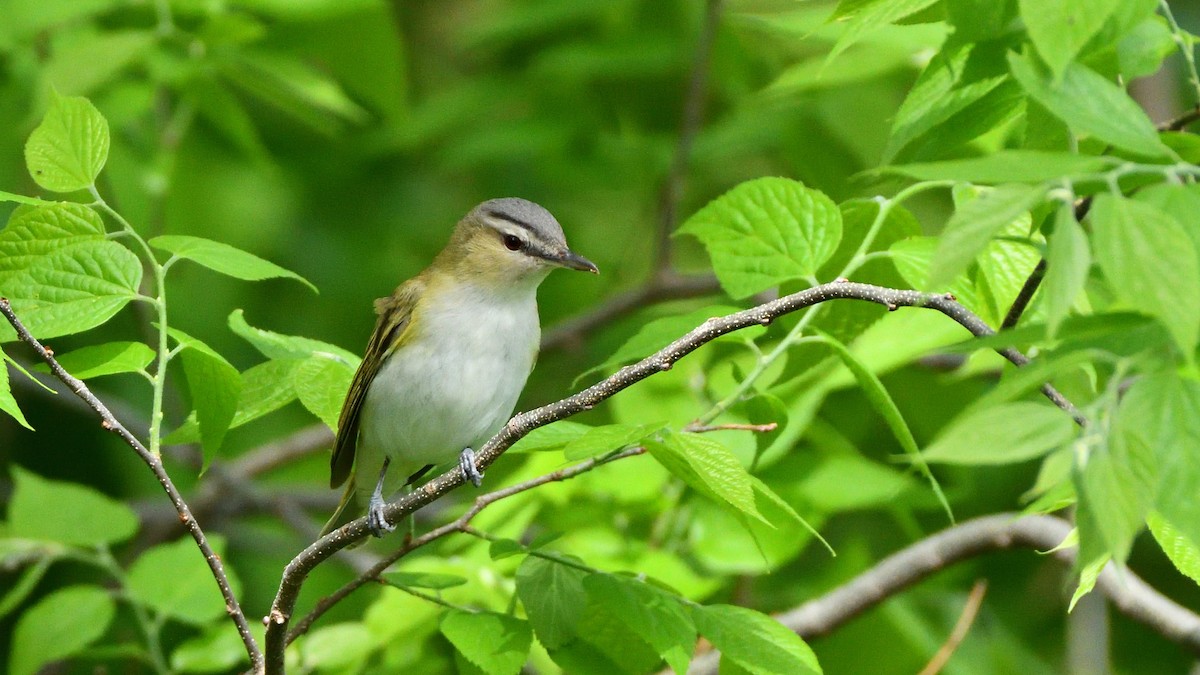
[555,249,599,274]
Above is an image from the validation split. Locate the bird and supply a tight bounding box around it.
[320,198,598,538]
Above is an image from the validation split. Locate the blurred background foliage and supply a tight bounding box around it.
[2,0,1199,673]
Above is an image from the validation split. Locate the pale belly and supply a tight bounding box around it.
[354,288,539,499]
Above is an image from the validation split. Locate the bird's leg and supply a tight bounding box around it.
[459,447,484,487]
[367,457,396,537]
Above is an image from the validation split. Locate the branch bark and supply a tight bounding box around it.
[0,298,264,673]
[264,280,1082,672]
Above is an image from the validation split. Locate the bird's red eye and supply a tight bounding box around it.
[503,234,524,251]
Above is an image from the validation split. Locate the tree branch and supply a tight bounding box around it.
[264,280,1083,672]
[0,298,264,673]
[690,514,1200,674]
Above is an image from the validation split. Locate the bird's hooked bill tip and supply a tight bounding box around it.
[559,250,599,274]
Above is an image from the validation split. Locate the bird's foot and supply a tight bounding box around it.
[366,492,396,537]
[459,447,484,487]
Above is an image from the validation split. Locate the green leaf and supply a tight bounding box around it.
[170,621,250,674]
[1090,194,1200,355]
[440,610,532,675]
[1019,0,1121,78]
[883,151,1117,183]
[516,555,589,650]
[811,332,953,521]
[646,431,764,524]
[1008,51,1170,158]
[826,0,940,66]
[24,94,110,192]
[929,184,1044,289]
[8,467,138,546]
[383,571,468,590]
[1042,205,1090,336]
[150,235,316,292]
[0,203,105,280]
[489,538,525,561]
[922,402,1076,465]
[293,355,354,430]
[164,359,301,444]
[170,329,242,456]
[1075,426,1156,565]
[562,422,661,461]
[1068,554,1109,611]
[40,341,154,379]
[1147,511,1200,586]
[677,177,842,299]
[583,573,696,674]
[301,623,375,669]
[0,240,142,341]
[508,420,591,453]
[228,309,358,363]
[9,585,115,675]
[692,604,821,675]
[0,357,32,429]
[0,191,59,206]
[0,556,54,620]
[126,536,240,625]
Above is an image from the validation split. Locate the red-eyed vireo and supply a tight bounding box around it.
[321,198,598,538]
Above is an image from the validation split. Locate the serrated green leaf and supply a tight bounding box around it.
[677,177,842,299]
[647,432,764,524]
[293,355,353,430]
[170,329,241,457]
[929,184,1044,289]
[692,604,821,675]
[1147,511,1200,586]
[151,235,315,292]
[884,151,1118,183]
[922,402,1076,465]
[583,573,696,674]
[508,420,591,453]
[1043,205,1090,336]
[1019,0,1121,79]
[1091,195,1200,355]
[1068,554,1109,611]
[9,585,114,675]
[516,556,588,650]
[440,610,532,675]
[24,95,110,192]
[8,467,138,546]
[383,571,469,590]
[0,203,105,280]
[826,0,940,66]
[562,422,661,461]
[1075,426,1155,565]
[228,309,358,363]
[40,341,154,379]
[126,536,240,625]
[811,332,953,522]
[1008,51,1170,158]
[0,240,142,341]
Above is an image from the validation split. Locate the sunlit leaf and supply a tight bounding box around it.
[24,94,110,192]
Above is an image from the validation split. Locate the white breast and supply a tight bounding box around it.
[355,282,540,497]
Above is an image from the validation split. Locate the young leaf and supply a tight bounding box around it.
[293,355,354,430]
[439,610,532,675]
[516,555,589,650]
[583,573,696,674]
[561,422,661,461]
[1042,205,1090,335]
[0,203,106,280]
[126,536,241,625]
[1008,51,1170,158]
[0,357,32,429]
[921,402,1076,465]
[9,585,115,675]
[811,331,953,522]
[883,151,1117,183]
[1090,194,1200,355]
[676,177,842,299]
[228,309,358,363]
[300,623,375,670]
[150,235,316,292]
[39,341,154,379]
[7,467,138,547]
[23,95,110,193]
[646,431,764,524]
[691,604,821,675]
[826,0,940,66]
[1075,430,1155,565]
[1019,0,1121,78]
[1147,511,1200,586]
[929,184,1044,289]
[170,329,242,456]
[164,359,301,444]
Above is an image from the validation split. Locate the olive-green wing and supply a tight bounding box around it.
[329,277,425,488]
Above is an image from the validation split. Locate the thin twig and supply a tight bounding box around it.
[1161,105,1200,132]
[686,422,778,433]
[265,280,1084,672]
[285,447,646,642]
[918,580,988,675]
[0,298,264,673]
[689,514,1200,674]
[1000,259,1046,329]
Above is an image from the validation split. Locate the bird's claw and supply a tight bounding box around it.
[459,447,484,487]
[366,494,396,537]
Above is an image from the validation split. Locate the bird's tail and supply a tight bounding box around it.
[319,474,358,538]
